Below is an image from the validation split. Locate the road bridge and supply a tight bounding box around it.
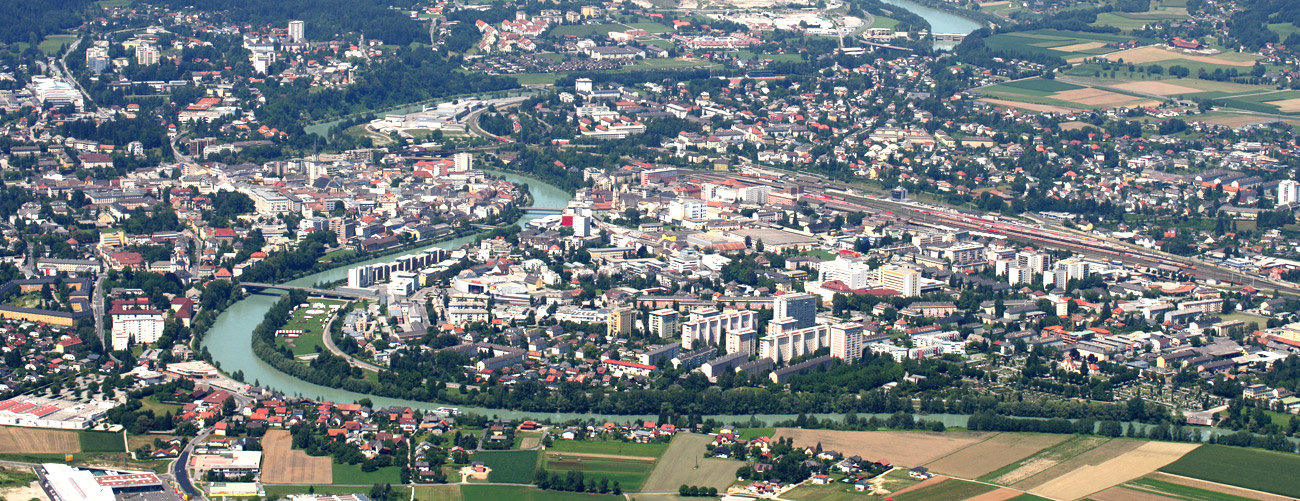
[240,282,373,300]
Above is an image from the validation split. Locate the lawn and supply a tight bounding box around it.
[893,478,998,501]
[546,440,668,458]
[513,73,562,86]
[548,24,626,38]
[1159,444,1300,497]
[784,476,863,501]
[38,35,77,56]
[619,58,717,71]
[737,427,776,440]
[138,396,182,417]
[332,463,402,485]
[543,455,655,491]
[79,431,124,453]
[626,22,672,34]
[868,15,900,29]
[475,450,540,484]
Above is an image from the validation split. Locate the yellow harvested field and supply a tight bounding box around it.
[774,429,989,466]
[641,434,735,492]
[1265,97,1300,113]
[1146,472,1295,501]
[1109,81,1202,95]
[1053,42,1106,52]
[889,475,946,496]
[1058,121,1096,130]
[979,1,1010,5]
[1050,87,1154,107]
[1090,486,1178,501]
[1029,442,1199,500]
[995,436,1118,487]
[0,427,79,454]
[980,99,1081,113]
[966,487,1030,501]
[925,433,1069,479]
[261,430,332,485]
[1108,46,1257,66]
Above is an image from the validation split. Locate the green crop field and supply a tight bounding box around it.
[461,485,621,501]
[893,479,998,501]
[80,432,124,453]
[984,29,1153,58]
[543,455,655,491]
[1125,477,1257,501]
[1000,79,1084,92]
[546,440,668,458]
[737,427,776,440]
[1159,444,1300,497]
[1007,495,1052,501]
[476,450,540,484]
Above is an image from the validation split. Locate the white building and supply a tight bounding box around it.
[288,20,306,42]
[648,309,679,338]
[135,43,160,66]
[110,306,164,351]
[820,257,873,289]
[1279,179,1300,206]
[681,308,756,354]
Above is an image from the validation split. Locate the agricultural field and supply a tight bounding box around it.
[983,436,1115,484]
[461,485,621,501]
[1029,441,1198,500]
[736,427,775,440]
[476,449,540,484]
[775,429,991,466]
[1106,46,1259,68]
[261,429,333,484]
[639,433,736,492]
[893,478,999,501]
[1091,0,1190,33]
[1121,474,1291,501]
[1159,444,1300,498]
[984,29,1149,60]
[545,439,668,458]
[923,433,1069,479]
[978,78,1157,110]
[543,453,656,491]
[79,431,125,453]
[0,427,80,454]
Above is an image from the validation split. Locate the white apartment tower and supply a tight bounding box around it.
[1279,179,1300,206]
[289,20,306,43]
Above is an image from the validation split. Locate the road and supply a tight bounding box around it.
[320,311,385,374]
[464,96,531,142]
[171,429,209,500]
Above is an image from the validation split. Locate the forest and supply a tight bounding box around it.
[154,0,427,46]
[0,0,92,45]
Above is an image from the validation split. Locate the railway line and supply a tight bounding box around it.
[684,167,1300,293]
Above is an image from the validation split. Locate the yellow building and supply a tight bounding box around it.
[607,307,635,337]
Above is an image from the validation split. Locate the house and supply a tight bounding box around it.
[812,474,831,485]
[909,466,932,479]
[713,446,731,458]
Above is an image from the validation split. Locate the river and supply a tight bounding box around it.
[879,0,982,49]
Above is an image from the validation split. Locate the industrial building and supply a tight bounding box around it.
[0,396,114,430]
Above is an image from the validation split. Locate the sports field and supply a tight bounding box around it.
[0,427,79,454]
[640,434,735,492]
[776,429,990,466]
[261,429,332,484]
[1158,444,1300,498]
